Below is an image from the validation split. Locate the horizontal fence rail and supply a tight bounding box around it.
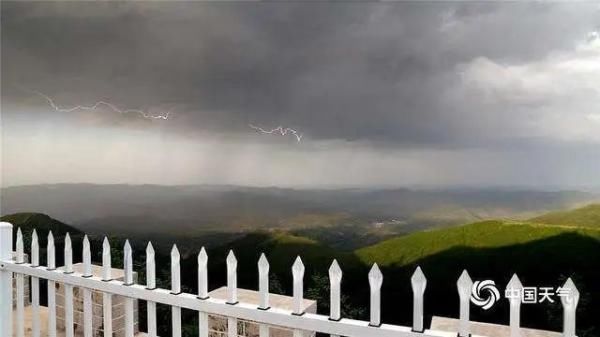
[0,222,580,337]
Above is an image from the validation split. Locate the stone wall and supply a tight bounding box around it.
[55,264,139,337]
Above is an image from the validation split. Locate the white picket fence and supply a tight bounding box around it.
[0,222,580,337]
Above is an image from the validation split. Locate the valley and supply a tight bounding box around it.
[2,203,599,336]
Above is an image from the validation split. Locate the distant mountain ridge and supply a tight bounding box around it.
[530,204,600,228]
[2,184,598,241]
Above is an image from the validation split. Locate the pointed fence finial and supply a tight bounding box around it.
[258,253,270,309]
[292,256,305,315]
[197,247,208,299]
[329,260,343,321]
[123,240,133,285]
[457,270,473,337]
[82,235,92,277]
[368,263,383,327]
[102,237,112,281]
[171,245,181,294]
[411,266,427,332]
[146,242,156,289]
[226,250,238,304]
[64,233,73,274]
[560,278,580,337]
[506,274,523,337]
[16,228,24,264]
[47,231,55,270]
[31,229,39,267]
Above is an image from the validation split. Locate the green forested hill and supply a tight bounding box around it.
[1,212,81,236]
[1,212,82,246]
[355,219,600,266]
[353,218,600,336]
[0,212,84,266]
[530,204,600,228]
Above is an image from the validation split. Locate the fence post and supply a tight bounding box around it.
[506,274,523,337]
[561,278,580,337]
[457,270,473,337]
[292,256,305,316]
[103,238,113,337]
[0,222,13,337]
[258,253,270,310]
[82,235,93,337]
[16,228,25,337]
[226,251,239,337]
[146,242,156,337]
[198,247,209,337]
[31,230,41,337]
[292,256,306,337]
[123,240,134,337]
[329,260,342,322]
[368,263,383,327]
[198,248,208,300]
[258,253,270,337]
[411,266,427,333]
[171,245,182,337]
[226,250,238,304]
[64,233,74,337]
[47,231,57,337]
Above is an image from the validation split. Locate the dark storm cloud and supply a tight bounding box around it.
[2,1,599,147]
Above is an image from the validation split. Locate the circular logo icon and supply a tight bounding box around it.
[471,280,500,310]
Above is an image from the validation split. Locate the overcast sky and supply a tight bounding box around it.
[2,1,599,188]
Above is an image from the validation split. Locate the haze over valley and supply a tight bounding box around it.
[2,183,598,250]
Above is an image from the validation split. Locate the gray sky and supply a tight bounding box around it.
[2,1,600,188]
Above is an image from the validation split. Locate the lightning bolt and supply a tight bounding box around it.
[28,89,172,120]
[249,124,303,142]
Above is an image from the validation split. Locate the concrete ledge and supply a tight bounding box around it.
[209,287,317,314]
[12,305,147,337]
[430,316,561,337]
[208,287,317,337]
